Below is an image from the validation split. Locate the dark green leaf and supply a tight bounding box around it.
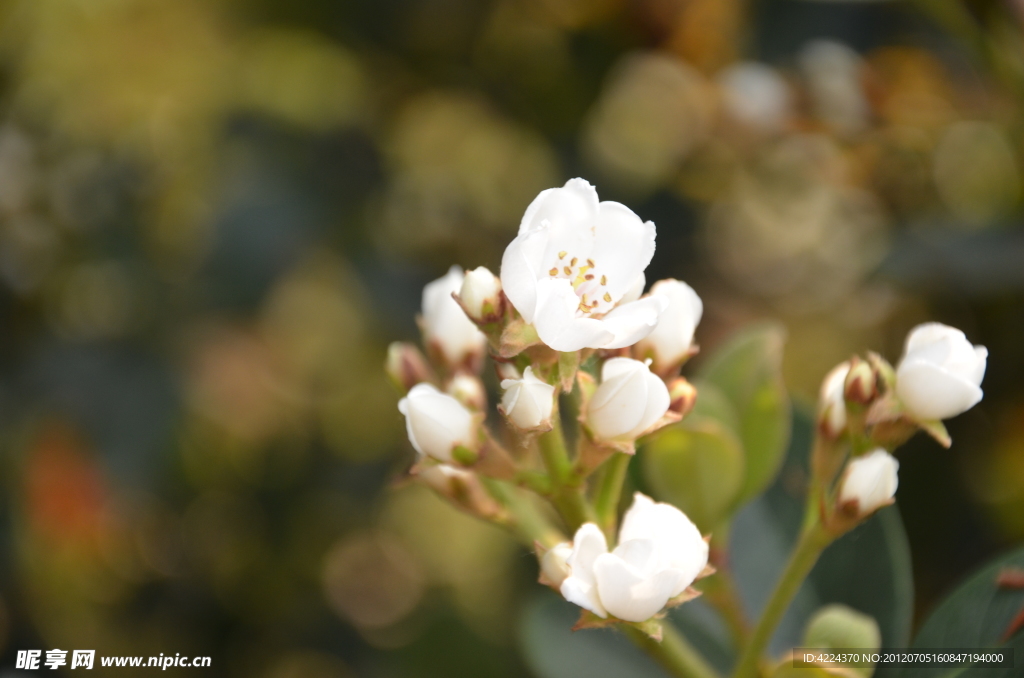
[893,546,1024,678]
[698,323,791,504]
[642,415,745,532]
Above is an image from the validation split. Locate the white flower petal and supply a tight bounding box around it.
[896,322,987,422]
[500,228,549,324]
[593,554,682,622]
[587,362,650,440]
[591,201,656,302]
[398,383,475,462]
[639,279,703,368]
[840,448,899,514]
[421,266,486,364]
[599,296,667,350]
[520,178,599,236]
[635,370,672,435]
[619,492,707,591]
[560,523,610,617]
[819,361,851,435]
[896,360,983,421]
[533,278,615,352]
[619,273,646,304]
[561,575,607,618]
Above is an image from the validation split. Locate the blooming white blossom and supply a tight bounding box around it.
[540,542,573,588]
[500,366,555,430]
[421,266,487,366]
[586,358,670,442]
[560,493,708,622]
[895,323,987,421]
[839,448,899,515]
[459,266,502,321]
[819,361,851,436]
[398,383,476,462]
[500,179,668,352]
[636,279,703,371]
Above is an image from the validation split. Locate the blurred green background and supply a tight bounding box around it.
[0,0,1023,675]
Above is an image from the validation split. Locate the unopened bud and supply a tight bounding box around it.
[838,448,899,517]
[667,377,698,418]
[458,266,503,322]
[844,358,877,405]
[386,342,434,394]
[538,541,573,589]
[447,374,487,411]
[418,464,503,519]
[500,366,555,431]
[819,361,851,438]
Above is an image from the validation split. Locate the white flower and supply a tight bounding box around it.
[895,323,987,421]
[636,279,703,371]
[398,383,476,462]
[839,448,899,515]
[540,542,573,588]
[586,358,670,442]
[500,179,668,352]
[459,266,502,321]
[819,361,851,437]
[560,493,708,622]
[421,266,487,366]
[500,366,555,430]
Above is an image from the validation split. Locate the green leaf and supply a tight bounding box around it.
[698,323,791,504]
[642,416,745,533]
[730,407,914,659]
[892,546,1024,678]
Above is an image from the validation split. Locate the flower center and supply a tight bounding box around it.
[546,251,615,317]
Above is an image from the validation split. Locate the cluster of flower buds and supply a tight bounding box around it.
[814,322,986,533]
[387,179,708,628]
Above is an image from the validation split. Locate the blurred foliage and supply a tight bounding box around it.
[0,0,1024,675]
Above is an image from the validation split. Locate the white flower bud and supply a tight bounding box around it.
[839,448,899,516]
[586,358,670,442]
[421,266,487,367]
[459,266,502,321]
[819,361,851,437]
[559,493,708,622]
[447,374,486,411]
[895,323,987,421]
[398,383,476,463]
[636,279,703,372]
[540,542,573,588]
[500,366,555,431]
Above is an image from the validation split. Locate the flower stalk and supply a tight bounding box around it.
[625,623,721,678]
[731,518,833,678]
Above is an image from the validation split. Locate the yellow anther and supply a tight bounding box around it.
[600,275,607,286]
[549,267,558,276]
[558,251,567,259]
[587,259,595,268]
[603,292,612,303]
[563,266,572,276]
[570,257,578,267]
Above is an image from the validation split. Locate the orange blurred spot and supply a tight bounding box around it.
[26,423,106,545]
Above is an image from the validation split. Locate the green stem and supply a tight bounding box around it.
[538,416,573,482]
[732,521,833,678]
[481,478,563,548]
[594,452,631,541]
[538,414,594,531]
[625,624,721,678]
